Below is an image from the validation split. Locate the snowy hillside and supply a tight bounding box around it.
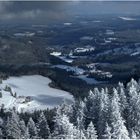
[0,75,73,112]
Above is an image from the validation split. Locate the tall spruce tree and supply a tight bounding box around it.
[127,78,140,137]
[19,120,30,139]
[75,129,86,139]
[85,121,97,139]
[53,113,77,139]
[37,112,50,139]
[109,88,129,139]
[102,123,112,139]
[71,100,85,129]
[97,88,109,138]
[117,82,128,114]
[5,111,21,139]
[84,88,100,125]
[27,117,38,138]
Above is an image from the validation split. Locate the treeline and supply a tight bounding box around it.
[0,78,140,139]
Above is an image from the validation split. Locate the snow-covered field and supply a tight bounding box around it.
[80,36,93,41]
[64,22,72,26]
[50,51,62,56]
[74,46,95,53]
[0,75,73,112]
[14,32,35,37]
[119,16,137,21]
[52,65,85,75]
[50,52,74,63]
[58,56,74,63]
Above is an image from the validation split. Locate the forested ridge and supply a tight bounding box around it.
[0,78,140,139]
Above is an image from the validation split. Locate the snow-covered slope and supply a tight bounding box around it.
[0,75,73,112]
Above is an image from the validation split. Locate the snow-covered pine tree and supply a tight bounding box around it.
[127,78,140,137]
[70,100,85,129]
[84,88,100,125]
[127,79,140,138]
[52,113,77,139]
[37,112,50,139]
[102,122,112,139]
[27,117,38,139]
[97,88,109,138]
[68,100,86,139]
[5,111,21,139]
[127,78,139,93]
[84,90,95,119]
[19,120,30,139]
[58,100,72,116]
[117,82,128,115]
[75,128,86,139]
[75,116,86,139]
[85,121,97,139]
[109,88,129,139]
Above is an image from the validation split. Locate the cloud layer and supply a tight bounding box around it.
[0,1,67,23]
[0,1,140,24]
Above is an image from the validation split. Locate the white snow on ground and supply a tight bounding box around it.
[59,56,74,63]
[0,75,73,112]
[50,52,73,63]
[50,52,62,56]
[52,65,85,75]
[80,36,93,41]
[64,22,72,26]
[106,30,114,35]
[131,51,140,56]
[86,63,98,69]
[119,16,137,21]
[108,37,117,41]
[104,39,111,43]
[0,90,16,109]
[74,46,95,53]
[14,32,35,37]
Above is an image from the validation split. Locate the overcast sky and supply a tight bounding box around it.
[0,1,140,24]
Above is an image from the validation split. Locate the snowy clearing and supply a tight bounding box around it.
[74,46,95,53]
[14,32,35,37]
[58,56,74,63]
[50,52,62,56]
[0,75,73,112]
[52,65,85,75]
[119,16,137,21]
[106,30,114,35]
[80,36,93,41]
[131,52,140,56]
[64,22,72,26]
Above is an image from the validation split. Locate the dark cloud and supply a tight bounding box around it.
[0,1,140,24]
[4,1,63,13]
[0,1,67,24]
